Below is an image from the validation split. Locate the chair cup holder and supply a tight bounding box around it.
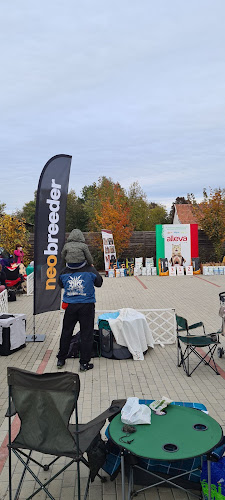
[162,443,179,452]
[193,423,208,431]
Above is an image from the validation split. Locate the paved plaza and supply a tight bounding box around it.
[0,273,225,499]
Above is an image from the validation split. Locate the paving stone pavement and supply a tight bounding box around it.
[0,274,225,499]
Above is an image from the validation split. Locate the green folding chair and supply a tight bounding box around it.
[176,315,220,377]
[7,367,125,500]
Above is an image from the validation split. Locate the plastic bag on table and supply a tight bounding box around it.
[121,397,151,425]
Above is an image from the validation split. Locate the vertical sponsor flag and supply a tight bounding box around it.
[34,154,72,315]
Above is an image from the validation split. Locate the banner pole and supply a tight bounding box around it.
[25,258,46,343]
[26,312,46,342]
[33,313,35,341]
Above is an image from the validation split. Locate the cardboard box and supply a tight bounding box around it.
[169,266,176,276]
[177,266,184,276]
[186,266,193,276]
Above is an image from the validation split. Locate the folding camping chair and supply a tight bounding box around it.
[176,315,220,377]
[4,265,24,293]
[7,367,125,500]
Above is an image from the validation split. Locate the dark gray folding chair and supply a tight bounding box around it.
[176,315,220,377]
[7,367,125,500]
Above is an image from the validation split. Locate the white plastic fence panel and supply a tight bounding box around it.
[95,308,176,345]
[27,272,34,296]
[0,289,8,313]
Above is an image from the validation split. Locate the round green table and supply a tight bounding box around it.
[109,405,223,500]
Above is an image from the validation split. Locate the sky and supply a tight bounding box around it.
[1,0,225,214]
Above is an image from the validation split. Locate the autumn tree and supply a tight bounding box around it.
[65,190,88,232]
[92,184,134,256]
[127,182,149,230]
[146,205,168,230]
[194,188,225,261]
[0,202,6,215]
[127,182,168,230]
[0,215,31,265]
[82,177,128,230]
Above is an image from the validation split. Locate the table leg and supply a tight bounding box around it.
[207,460,211,500]
[121,451,126,500]
[128,462,133,500]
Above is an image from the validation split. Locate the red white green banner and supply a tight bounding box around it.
[156,224,199,273]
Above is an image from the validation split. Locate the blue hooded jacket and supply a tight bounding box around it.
[59,263,103,304]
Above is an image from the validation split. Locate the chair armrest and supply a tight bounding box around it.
[75,400,126,434]
[205,333,219,341]
[189,321,204,330]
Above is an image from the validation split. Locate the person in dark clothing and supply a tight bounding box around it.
[57,262,103,371]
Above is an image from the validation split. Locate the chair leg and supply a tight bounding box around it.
[77,460,81,500]
[185,345,220,377]
[177,339,183,367]
[187,344,190,376]
[83,470,91,500]
[14,450,32,499]
[178,344,190,376]
[8,445,12,500]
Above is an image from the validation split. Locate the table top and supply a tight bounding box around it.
[109,405,223,461]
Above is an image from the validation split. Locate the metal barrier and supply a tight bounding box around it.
[0,289,8,314]
[27,272,34,296]
[95,308,176,346]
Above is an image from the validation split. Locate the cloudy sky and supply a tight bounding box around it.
[1,0,225,214]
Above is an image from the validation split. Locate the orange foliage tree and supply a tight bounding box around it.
[93,185,134,256]
[194,188,225,261]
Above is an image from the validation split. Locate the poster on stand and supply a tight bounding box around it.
[156,224,199,275]
[101,230,117,271]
